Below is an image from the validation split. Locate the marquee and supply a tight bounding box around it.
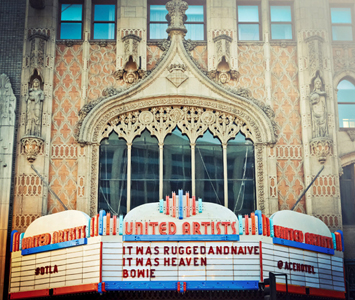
[9,191,345,299]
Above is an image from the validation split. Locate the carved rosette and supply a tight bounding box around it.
[166,0,188,37]
[310,137,333,164]
[21,136,44,163]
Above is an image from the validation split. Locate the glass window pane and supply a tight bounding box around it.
[331,7,352,24]
[270,6,291,22]
[60,23,82,39]
[338,80,355,103]
[271,24,292,39]
[61,4,82,21]
[227,134,255,215]
[150,23,168,39]
[185,24,204,40]
[339,104,355,128]
[93,23,115,39]
[150,5,168,21]
[163,128,191,197]
[94,5,115,21]
[340,164,355,225]
[196,130,224,205]
[131,130,159,209]
[238,6,259,22]
[332,25,353,41]
[99,132,127,216]
[186,5,204,22]
[238,24,260,40]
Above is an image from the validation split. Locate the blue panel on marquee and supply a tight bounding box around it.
[104,281,259,291]
[123,234,240,242]
[21,238,87,255]
[105,281,177,291]
[186,281,259,290]
[10,230,18,252]
[273,237,334,255]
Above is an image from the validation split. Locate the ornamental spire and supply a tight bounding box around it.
[166,0,188,37]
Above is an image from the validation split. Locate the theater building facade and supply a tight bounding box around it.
[1,0,355,299]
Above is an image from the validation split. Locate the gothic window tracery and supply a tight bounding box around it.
[98,107,255,215]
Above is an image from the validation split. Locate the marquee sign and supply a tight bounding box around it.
[9,191,345,299]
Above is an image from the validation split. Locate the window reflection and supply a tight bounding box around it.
[59,3,83,40]
[163,128,192,196]
[338,79,355,128]
[99,132,127,215]
[195,130,223,205]
[227,134,255,215]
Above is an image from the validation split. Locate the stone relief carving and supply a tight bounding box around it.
[166,0,188,36]
[166,63,188,87]
[21,77,45,163]
[310,138,333,164]
[122,34,141,68]
[309,72,333,164]
[306,36,324,76]
[28,29,49,73]
[25,78,44,137]
[21,137,44,163]
[207,35,239,85]
[309,73,328,139]
[0,74,16,126]
[113,34,144,85]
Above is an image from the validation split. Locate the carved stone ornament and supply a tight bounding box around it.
[208,69,239,84]
[28,31,49,73]
[346,130,355,142]
[25,78,45,137]
[310,137,333,164]
[21,136,44,163]
[166,63,188,87]
[309,72,328,139]
[113,68,145,84]
[122,34,142,68]
[0,74,16,126]
[166,0,188,37]
[213,35,233,66]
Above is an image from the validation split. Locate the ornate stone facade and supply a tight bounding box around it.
[6,0,354,263]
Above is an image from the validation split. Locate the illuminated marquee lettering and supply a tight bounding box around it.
[124,221,237,235]
[22,225,86,250]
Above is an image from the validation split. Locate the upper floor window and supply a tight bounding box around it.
[92,0,116,40]
[331,6,354,41]
[148,0,206,40]
[270,5,293,40]
[338,79,355,128]
[59,1,83,40]
[237,4,261,41]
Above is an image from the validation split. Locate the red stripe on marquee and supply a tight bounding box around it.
[53,283,99,295]
[166,195,170,215]
[106,212,110,235]
[251,213,255,235]
[245,215,249,235]
[113,215,117,235]
[276,283,306,295]
[308,287,345,299]
[259,241,263,282]
[10,289,50,299]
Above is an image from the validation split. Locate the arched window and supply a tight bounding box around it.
[99,131,127,215]
[98,108,256,215]
[338,79,355,128]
